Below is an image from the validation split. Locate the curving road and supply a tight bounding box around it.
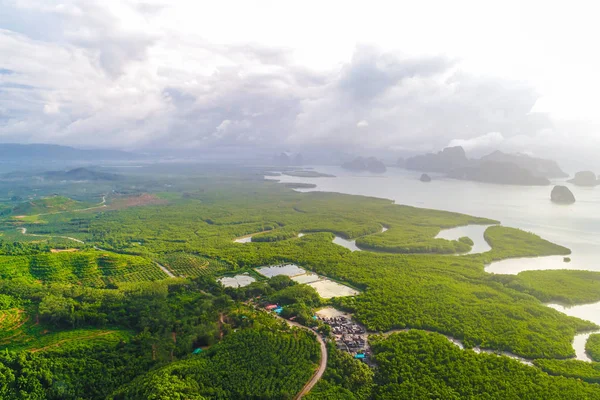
[34,195,107,217]
[283,320,327,399]
[20,227,85,244]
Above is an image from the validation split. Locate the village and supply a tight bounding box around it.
[261,302,373,362]
[315,312,371,362]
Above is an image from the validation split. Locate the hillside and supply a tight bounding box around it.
[11,196,86,216]
[43,168,120,181]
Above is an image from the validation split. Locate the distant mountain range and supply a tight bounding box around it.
[341,157,387,173]
[2,167,121,182]
[0,143,140,162]
[448,161,551,186]
[43,167,120,181]
[404,147,568,186]
[405,147,469,173]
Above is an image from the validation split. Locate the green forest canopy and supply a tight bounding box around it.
[0,168,598,398]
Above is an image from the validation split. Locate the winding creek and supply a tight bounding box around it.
[486,255,592,275]
[272,166,600,272]
[332,226,388,252]
[271,167,600,363]
[448,226,600,363]
[234,220,600,362]
[374,328,535,366]
[547,302,600,362]
[233,226,388,252]
[435,224,493,254]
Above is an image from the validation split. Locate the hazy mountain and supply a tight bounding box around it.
[43,168,120,181]
[404,146,567,186]
[272,152,304,166]
[567,171,599,187]
[405,147,469,172]
[341,157,387,173]
[0,144,140,162]
[480,151,568,178]
[448,161,551,186]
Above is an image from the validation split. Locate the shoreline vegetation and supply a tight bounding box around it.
[0,168,599,398]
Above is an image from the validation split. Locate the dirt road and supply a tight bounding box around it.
[155,261,175,278]
[284,320,327,399]
[20,227,85,244]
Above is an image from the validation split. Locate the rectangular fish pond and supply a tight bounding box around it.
[255,264,359,298]
[218,273,256,288]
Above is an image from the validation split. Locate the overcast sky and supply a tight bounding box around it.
[0,0,598,166]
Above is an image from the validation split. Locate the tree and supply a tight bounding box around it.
[38,294,75,327]
[269,275,296,291]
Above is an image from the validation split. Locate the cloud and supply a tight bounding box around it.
[337,46,452,101]
[0,0,596,167]
[448,132,505,152]
[43,103,60,115]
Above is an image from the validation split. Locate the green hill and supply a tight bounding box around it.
[11,196,86,216]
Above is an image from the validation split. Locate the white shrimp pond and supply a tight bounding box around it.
[218,274,256,288]
[255,264,359,298]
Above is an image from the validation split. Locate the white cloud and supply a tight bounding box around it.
[0,0,598,166]
[448,132,505,152]
[43,103,60,114]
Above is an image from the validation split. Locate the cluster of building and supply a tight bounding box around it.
[265,304,283,314]
[317,315,371,361]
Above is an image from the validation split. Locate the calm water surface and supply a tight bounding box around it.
[436,225,493,254]
[548,302,600,362]
[274,166,600,358]
[274,166,600,272]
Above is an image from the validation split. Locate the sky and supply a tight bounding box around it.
[0,0,599,167]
